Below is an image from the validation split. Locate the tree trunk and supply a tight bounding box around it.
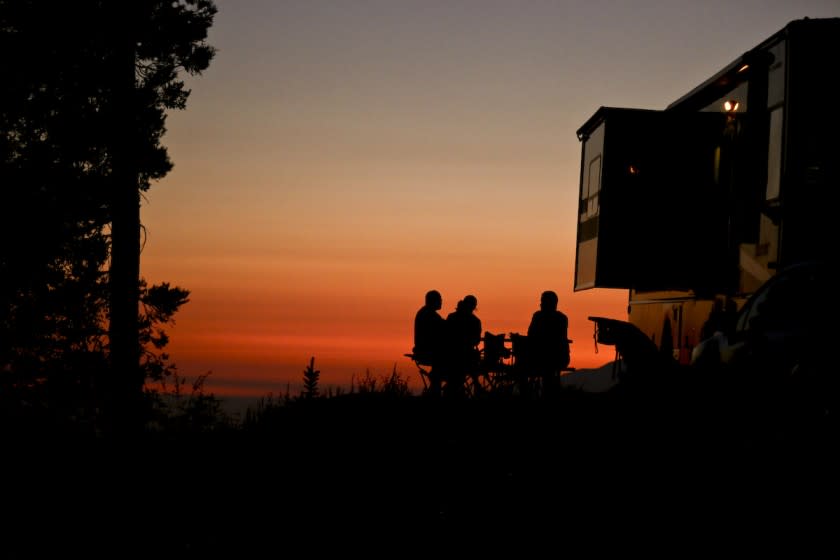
[107,27,142,437]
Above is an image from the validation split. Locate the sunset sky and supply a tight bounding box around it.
[140,0,838,399]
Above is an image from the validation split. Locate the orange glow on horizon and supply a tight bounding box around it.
[148,262,630,400]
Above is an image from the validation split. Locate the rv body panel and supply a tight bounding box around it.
[574,108,729,293]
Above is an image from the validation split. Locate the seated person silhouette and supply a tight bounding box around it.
[443,295,482,397]
[526,290,571,395]
[413,289,445,395]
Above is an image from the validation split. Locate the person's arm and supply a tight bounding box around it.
[561,313,570,342]
[472,319,482,347]
[527,312,538,337]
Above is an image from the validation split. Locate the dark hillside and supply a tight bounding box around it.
[6,385,838,556]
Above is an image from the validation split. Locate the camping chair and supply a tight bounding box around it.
[404,352,436,396]
[508,333,574,398]
[508,333,534,396]
[407,350,480,398]
[449,345,484,398]
[477,331,513,393]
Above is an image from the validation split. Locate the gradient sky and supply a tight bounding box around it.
[140,0,839,399]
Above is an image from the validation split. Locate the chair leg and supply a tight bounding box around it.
[419,367,429,391]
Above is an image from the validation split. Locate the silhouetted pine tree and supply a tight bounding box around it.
[301,357,320,399]
[1,0,217,435]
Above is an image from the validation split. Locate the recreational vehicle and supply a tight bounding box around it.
[575,17,838,363]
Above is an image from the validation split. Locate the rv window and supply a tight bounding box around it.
[584,155,601,220]
[766,41,785,107]
[766,107,783,200]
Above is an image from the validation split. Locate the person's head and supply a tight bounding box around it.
[425,289,442,310]
[462,294,477,312]
[540,290,558,311]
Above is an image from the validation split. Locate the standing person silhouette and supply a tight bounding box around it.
[444,294,482,397]
[413,289,446,396]
[527,290,571,396]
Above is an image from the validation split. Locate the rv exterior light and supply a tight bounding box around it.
[723,100,740,112]
[738,63,749,73]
